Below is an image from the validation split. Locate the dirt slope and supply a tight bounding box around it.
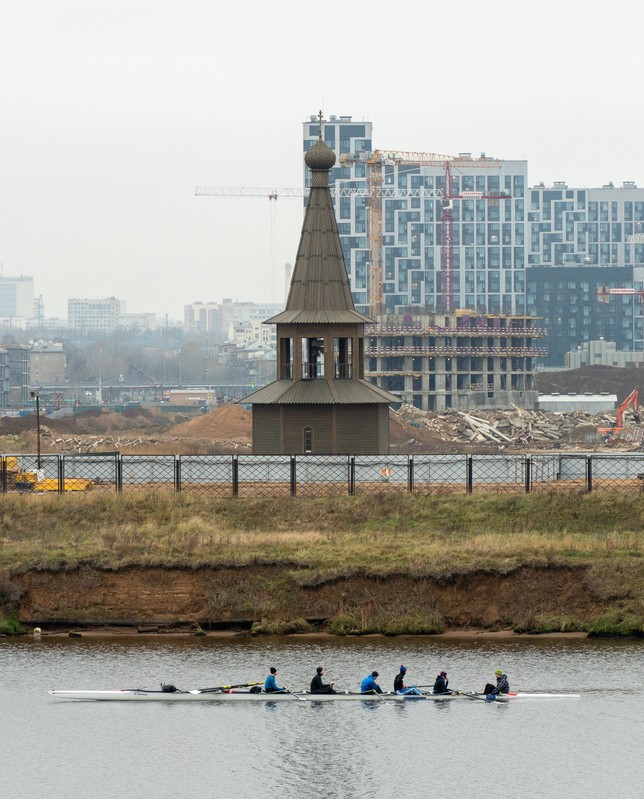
[536,366,643,403]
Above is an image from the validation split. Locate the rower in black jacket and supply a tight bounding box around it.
[433,670,451,694]
[310,666,336,694]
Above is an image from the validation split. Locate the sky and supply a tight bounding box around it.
[1,0,642,320]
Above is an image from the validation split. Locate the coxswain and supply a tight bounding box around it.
[310,666,336,694]
[360,671,382,694]
[264,666,286,693]
[433,670,451,695]
[393,664,422,696]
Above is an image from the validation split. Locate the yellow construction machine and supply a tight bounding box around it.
[2,457,93,492]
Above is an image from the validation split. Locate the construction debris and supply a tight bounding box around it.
[392,404,643,451]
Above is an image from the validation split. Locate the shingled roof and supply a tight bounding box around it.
[265,136,372,325]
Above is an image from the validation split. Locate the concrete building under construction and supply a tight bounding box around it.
[365,310,546,411]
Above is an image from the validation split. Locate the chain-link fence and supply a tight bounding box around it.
[294,456,350,497]
[177,456,234,497]
[353,456,410,495]
[411,456,468,495]
[4,452,644,496]
[236,456,292,497]
[587,454,644,494]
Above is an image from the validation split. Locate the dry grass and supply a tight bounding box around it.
[1,492,642,576]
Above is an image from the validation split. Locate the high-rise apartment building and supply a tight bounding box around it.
[0,275,35,320]
[527,182,644,268]
[303,114,528,317]
[303,114,644,362]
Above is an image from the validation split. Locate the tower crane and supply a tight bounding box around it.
[196,182,443,316]
[341,150,510,315]
[196,151,511,318]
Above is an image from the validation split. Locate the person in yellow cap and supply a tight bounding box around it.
[483,669,510,696]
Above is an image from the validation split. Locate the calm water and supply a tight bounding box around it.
[2,635,643,799]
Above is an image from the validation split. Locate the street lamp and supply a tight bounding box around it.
[30,390,41,469]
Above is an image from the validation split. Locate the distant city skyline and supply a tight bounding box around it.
[1,1,643,319]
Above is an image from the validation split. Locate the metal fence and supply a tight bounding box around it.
[3,452,644,496]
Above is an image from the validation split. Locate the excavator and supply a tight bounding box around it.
[597,389,641,438]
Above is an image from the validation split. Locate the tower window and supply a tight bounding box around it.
[303,426,313,454]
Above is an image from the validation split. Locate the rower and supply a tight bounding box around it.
[483,669,510,696]
[310,666,336,694]
[394,664,422,696]
[360,671,383,694]
[433,670,451,695]
[264,667,286,693]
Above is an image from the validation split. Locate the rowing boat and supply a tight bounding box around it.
[47,689,581,702]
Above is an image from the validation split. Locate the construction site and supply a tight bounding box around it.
[366,309,545,412]
[0,365,641,461]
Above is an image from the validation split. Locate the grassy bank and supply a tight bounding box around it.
[1,492,642,635]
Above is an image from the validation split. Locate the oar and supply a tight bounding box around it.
[190,681,262,695]
[457,691,493,702]
[283,687,306,702]
[367,689,389,705]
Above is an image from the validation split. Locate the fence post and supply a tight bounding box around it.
[349,456,355,496]
[290,456,296,497]
[466,456,473,494]
[408,457,414,493]
[1,457,6,494]
[587,456,593,493]
[232,456,239,498]
[116,455,123,493]
[58,455,64,494]
[174,457,181,493]
[525,455,531,494]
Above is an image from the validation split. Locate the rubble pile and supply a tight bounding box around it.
[43,431,251,454]
[393,404,642,450]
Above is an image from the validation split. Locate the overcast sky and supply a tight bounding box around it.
[1,0,641,320]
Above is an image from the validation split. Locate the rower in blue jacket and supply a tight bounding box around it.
[264,667,286,693]
[360,671,382,694]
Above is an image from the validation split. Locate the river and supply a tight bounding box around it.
[2,635,642,798]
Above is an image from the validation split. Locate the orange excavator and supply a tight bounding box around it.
[597,389,640,436]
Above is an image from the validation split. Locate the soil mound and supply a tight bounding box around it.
[168,404,252,442]
[535,365,643,403]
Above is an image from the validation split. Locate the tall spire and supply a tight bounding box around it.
[267,114,371,325]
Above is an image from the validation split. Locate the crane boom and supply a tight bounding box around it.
[196,146,511,317]
[195,186,443,198]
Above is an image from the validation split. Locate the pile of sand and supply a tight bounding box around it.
[168,404,252,442]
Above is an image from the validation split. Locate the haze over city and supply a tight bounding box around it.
[1,0,641,319]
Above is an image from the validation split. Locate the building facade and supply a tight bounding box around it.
[68,297,123,333]
[366,310,544,411]
[0,349,9,408]
[564,338,644,369]
[526,265,642,366]
[527,182,644,268]
[0,276,35,320]
[303,114,528,317]
[6,346,29,405]
[30,342,66,386]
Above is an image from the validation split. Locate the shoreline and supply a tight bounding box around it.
[17,627,592,641]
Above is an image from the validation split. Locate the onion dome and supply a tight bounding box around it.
[305,139,336,171]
